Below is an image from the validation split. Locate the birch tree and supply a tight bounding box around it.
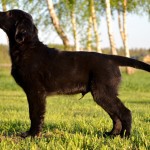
[87,11,92,52]
[1,0,7,11]
[117,0,129,58]
[117,0,132,74]
[90,0,102,53]
[105,0,117,55]
[70,5,80,51]
[117,4,124,44]
[123,0,131,73]
[46,0,70,49]
[65,0,80,51]
[123,0,129,57]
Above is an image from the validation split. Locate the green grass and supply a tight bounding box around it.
[0,67,150,150]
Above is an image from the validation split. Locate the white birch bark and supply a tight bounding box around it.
[123,0,131,74]
[90,0,102,53]
[70,7,80,51]
[118,0,131,74]
[87,15,92,52]
[46,0,70,49]
[105,0,117,55]
[118,8,125,42]
[123,0,130,58]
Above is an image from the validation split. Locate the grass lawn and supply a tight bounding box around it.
[0,67,150,150]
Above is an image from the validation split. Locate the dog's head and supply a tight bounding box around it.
[0,9,38,44]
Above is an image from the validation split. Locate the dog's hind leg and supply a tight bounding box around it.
[107,97,132,138]
[91,87,132,137]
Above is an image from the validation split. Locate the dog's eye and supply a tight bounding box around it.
[6,11,12,17]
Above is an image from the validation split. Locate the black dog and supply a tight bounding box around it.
[0,9,150,138]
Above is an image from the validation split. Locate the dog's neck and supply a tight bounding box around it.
[8,35,41,64]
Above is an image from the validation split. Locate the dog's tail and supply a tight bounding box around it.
[108,55,150,72]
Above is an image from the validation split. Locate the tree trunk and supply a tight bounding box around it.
[117,8,124,42]
[118,0,131,74]
[105,0,117,55]
[46,0,70,50]
[2,0,7,11]
[123,0,131,74]
[87,15,92,52]
[90,0,102,53]
[123,0,130,58]
[70,7,80,51]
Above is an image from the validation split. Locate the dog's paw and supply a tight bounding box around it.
[17,131,30,138]
[18,131,41,138]
[103,131,120,138]
[103,131,113,138]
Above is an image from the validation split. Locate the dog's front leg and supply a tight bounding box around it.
[20,91,46,138]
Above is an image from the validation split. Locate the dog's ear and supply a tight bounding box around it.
[15,19,37,44]
[15,27,27,44]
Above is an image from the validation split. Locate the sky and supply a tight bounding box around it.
[0,13,150,49]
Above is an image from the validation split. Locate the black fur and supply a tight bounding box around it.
[0,9,150,138]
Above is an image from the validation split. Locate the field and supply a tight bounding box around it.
[0,66,150,150]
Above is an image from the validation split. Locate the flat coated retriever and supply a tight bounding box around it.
[0,9,150,138]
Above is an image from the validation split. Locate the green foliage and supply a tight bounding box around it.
[0,67,149,149]
[1,0,150,49]
[109,0,139,13]
[137,0,150,18]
